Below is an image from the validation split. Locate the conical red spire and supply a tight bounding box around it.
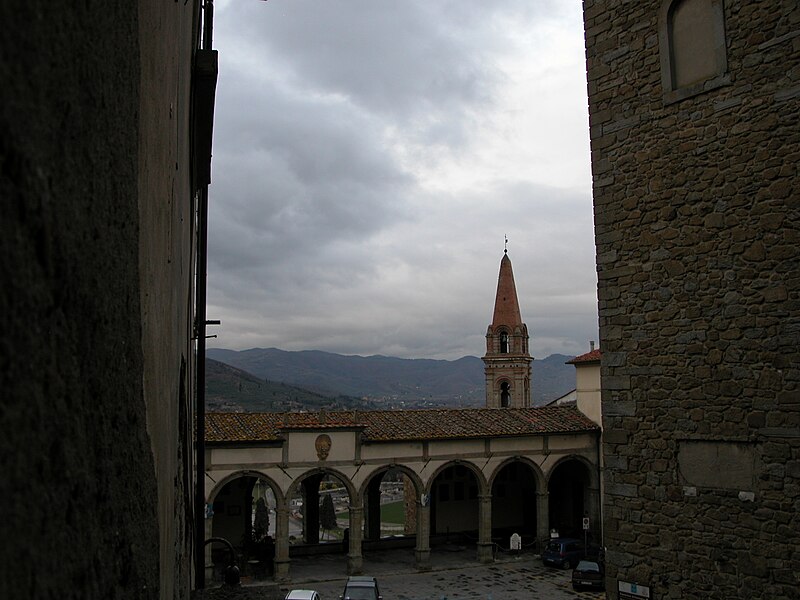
[491,252,523,328]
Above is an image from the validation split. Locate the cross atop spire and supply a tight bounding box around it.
[504,234,508,254]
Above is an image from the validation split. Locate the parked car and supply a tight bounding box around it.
[286,590,321,600]
[541,537,584,570]
[572,559,604,591]
[340,576,382,600]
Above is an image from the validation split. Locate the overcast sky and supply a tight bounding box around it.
[207,0,597,361]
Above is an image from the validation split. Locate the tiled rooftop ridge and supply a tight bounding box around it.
[567,348,601,364]
[206,405,599,443]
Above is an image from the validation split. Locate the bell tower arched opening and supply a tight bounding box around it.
[500,381,511,407]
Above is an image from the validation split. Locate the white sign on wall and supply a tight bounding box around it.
[618,581,651,599]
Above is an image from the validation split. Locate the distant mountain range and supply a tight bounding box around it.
[206,348,577,410]
[205,358,380,413]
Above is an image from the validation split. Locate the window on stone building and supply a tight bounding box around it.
[659,0,728,103]
[500,331,509,353]
[500,381,511,407]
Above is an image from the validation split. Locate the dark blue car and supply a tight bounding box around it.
[541,537,584,570]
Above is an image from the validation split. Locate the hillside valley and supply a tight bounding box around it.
[206,348,577,411]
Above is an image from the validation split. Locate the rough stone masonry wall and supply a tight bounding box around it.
[1,1,197,599]
[583,1,799,599]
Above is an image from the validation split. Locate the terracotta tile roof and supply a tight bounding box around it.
[205,406,599,444]
[204,411,360,443]
[567,349,601,364]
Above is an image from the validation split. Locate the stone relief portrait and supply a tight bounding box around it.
[315,434,332,461]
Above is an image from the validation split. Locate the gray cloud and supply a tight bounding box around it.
[224,1,500,114]
[206,0,598,360]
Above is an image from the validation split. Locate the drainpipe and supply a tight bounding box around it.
[595,429,603,550]
[193,0,218,589]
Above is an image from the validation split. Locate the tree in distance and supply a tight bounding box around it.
[320,494,338,541]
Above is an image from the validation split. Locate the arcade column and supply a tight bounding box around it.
[477,494,493,563]
[415,496,431,570]
[536,491,550,552]
[273,506,290,582]
[347,505,364,575]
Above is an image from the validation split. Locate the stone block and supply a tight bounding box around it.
[605,400,636,416]
[607,482,639,498]
[677,441,756,490]
[604,375,632,390]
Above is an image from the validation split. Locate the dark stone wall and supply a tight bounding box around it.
[137,1,199,597]
[584,1,799,598]
[1,1,197,598]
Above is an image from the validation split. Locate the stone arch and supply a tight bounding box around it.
[286,467,357,547]
[358,464,423,498]
[208,470,286,511]
[545,455,598,541]
[287,466,357,502]
[359,464,424,542]
[544,454,598,489]
[206,471,283,582]
[426,460,487,545]
[488,456,544,490]
[488,457,542,548]
[425,460,489,495]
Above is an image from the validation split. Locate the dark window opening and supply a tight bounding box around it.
[500,381,511,407]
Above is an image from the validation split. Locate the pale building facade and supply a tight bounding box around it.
[567,348,602,427]
[204,407,600,582]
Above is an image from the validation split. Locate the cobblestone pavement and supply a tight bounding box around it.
[272,546,606,600]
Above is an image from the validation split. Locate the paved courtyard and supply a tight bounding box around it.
[272,546,605,600]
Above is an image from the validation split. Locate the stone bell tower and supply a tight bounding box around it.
[482,250,532,407]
